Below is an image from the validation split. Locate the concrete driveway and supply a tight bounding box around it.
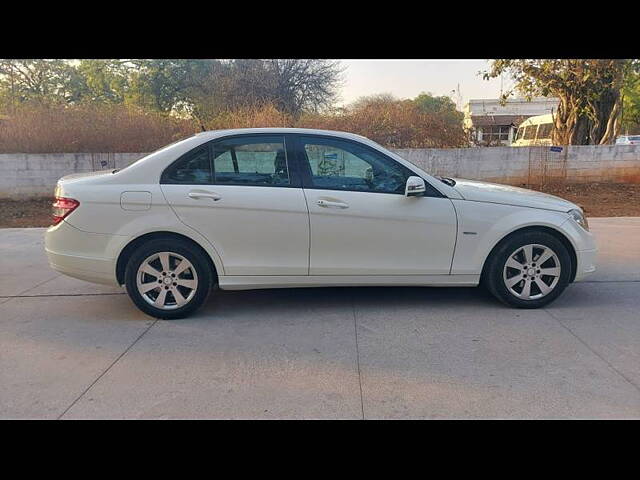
[1,218,639,419]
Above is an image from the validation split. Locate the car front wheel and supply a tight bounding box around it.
[484,231,572,308]
[124,238,213,319]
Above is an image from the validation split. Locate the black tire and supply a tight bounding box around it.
[483,230,572,309]
[124,238,214,319]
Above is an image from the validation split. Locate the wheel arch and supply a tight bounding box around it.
[480,225,578,284]
[116,231,219,286]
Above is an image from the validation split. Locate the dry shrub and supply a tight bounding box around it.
[0,104,198,153]
[0,100,467,153]
[298,100,467,148]
[203,103,294,130]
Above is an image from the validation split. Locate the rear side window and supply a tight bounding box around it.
[212,136,290,187]
[161,148,212,184]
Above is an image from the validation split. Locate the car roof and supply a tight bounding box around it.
[193,127,370,142]
[518,113,554,128]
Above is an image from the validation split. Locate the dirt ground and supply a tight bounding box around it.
[534,183,640,217]
[3,197,54,228]
[1,183,639,228]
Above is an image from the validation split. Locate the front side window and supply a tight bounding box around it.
[212,136,290,186]
[299,136,413,195]
[161,147,212,184]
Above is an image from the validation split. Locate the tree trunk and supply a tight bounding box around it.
[599,93,622,144]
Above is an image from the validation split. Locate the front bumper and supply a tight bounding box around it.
[45,220,126,286]
[574,247,597,281]
[559,215,597,282]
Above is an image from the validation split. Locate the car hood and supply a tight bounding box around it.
[451,178,579,212]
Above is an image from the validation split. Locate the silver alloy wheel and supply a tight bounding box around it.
[136,251,198,310]
[502,243,561,300]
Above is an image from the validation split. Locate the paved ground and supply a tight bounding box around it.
[1,218,639,419]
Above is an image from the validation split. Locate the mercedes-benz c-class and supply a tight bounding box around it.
[45,128,597,318]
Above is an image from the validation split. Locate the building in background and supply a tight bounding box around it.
[463,97,558,146]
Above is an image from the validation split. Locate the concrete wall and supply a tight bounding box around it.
[392,145,640,186]
[0,153,146,198]
[1,145,639,199]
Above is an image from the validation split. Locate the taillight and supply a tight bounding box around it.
[51,197,79,226]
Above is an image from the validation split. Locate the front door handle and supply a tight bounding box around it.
[317,199,349,209]
[188,191,221,201]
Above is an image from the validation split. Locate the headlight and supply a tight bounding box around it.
[568,209,589,231]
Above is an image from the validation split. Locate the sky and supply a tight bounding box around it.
[337,60,514,110]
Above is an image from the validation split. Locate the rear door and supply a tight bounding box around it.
[295,135,457,275]
[160,134,310,276]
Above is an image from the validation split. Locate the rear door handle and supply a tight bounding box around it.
[188,191,221,201]
[317,199,349,209]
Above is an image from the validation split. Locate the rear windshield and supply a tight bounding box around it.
[115,135,197,173]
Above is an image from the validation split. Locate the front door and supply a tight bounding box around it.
[295,135,457,275]
[161,134,309,276]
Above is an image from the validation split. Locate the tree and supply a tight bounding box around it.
[412,92,463,129]
[76,59,208,113]
[0,59,344,126]
[622,65,640,134]
[173,59,343,127]
[75,59,130,104]
[266,59,344,116]
[0,59,85,111]
[180,59,276,124]
[183,59,343,120]
[413,91,457,114]
[484,59,636,145]
[125,59,206,113]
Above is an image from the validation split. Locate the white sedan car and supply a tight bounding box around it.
[45,128,597,319]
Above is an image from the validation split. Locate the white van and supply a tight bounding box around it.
[512,114,554,147]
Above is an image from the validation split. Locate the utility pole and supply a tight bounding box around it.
[451,83,462,111]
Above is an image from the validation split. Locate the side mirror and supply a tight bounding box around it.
[405,176,426,197]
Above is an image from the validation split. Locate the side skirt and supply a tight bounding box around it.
[218,274,480,291]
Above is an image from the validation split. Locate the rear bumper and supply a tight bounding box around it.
[45,220,125,286]
[47,250,118,285]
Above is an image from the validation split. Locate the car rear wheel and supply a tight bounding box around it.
[484,231,572,308]
[124,238,213,319]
